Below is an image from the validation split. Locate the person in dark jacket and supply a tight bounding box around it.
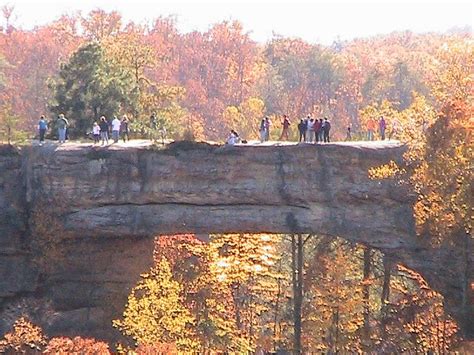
[318,118,324,142]
[314,118,322,143]
[297,119,306,142]
[38,115,48,146]
[279,115,291,141]
[121,115,130,143]
[99,116,109,146]
[323,117,331,143]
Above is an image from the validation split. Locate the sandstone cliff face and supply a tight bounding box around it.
[0,146,37,300]
[0,141,471,342]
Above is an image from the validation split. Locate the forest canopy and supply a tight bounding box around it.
[0,7,472,141]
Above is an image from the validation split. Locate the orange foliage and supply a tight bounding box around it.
[44,336,110,354]
[0,317,46,353]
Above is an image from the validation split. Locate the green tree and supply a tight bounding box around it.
[50,42,134,136]
[0,104,26,144]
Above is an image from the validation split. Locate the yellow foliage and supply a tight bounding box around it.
[368,160,405,180]
[113,259,197,352]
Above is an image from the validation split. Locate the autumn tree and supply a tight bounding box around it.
[0,317,46,354]
[81,9,122,42]
[114,258,197,351]
[0,317,110,354]
[0,103,25,144]
[43,337,110,354]
[207,233,282,352]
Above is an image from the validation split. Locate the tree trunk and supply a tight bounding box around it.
[380,255,392,340]
[362,247,372,347]
[273,258,283,352]
[461,230,473,339]
[291,234,304,354]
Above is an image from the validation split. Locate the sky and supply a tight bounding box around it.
[1,0,472,44]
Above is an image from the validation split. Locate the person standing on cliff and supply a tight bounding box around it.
[345,126,352,141]
[149,112,158,141]
[259,118,266,143]
[318,118,324,142]
[306,117,315,143]
[264,116,271,141]
[279,115,291,141]
[366,117,376,141]
[111,116,121,143]
[323,117,331,143]
[99,116,109,146]
[56,114,68,143]
[297,118,306,142]
[92,122,100,144]
[379,116,386,140]
[314,118,322,143]
[38,115,48,146]
[121,115,130,143]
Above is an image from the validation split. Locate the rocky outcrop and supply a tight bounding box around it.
[0,141,472,342]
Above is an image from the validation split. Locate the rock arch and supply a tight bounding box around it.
[0,142,471,341]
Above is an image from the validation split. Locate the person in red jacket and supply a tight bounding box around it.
[279,115,291,141]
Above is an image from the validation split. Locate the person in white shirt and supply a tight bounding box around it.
[306,117,315,143]
[92,122,100,144]
[111,116,121,143]
[226,130,241,145]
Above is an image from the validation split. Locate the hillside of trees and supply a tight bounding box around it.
[0,7,471,142]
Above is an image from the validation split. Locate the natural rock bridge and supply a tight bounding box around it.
[0,141,472,342]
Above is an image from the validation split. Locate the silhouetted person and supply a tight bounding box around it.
[379,116,386,140]
[345,126,352,141]
[279,115,291,141]
[323,117,331,142]
[314,118,322,143]
[149,112,157,141]
[99,116,109,146]
[318,118,324,142]
[264,117,271,141]
[259,118,266,143]
[38,115,48,146]
[121,115,130,142]
[297,119,306,142]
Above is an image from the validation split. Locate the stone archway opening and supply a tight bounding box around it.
[108,232,461,353]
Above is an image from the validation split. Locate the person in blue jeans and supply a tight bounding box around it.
[56,114,69,143]
[38,115,48,146]
[99,116,109,146]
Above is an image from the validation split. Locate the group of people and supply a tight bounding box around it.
[38,114,70,145]
[365,116,391,141]
[37,114,130,146]
[259,116,272,142]
[226,113,397,145]
[257,114,332,143]
[226,114,332,145]
[39,111,394,147]
[297,116,331,143]
[92,115,130,145]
